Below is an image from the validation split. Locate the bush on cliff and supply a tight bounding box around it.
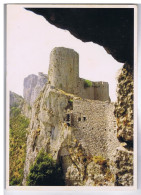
[27,149,65,186]
[84,79,92,88]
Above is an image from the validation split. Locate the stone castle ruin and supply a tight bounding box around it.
[22,47,124,186]
[8,5,134,187]
[22,8,134,186]
[48,47,110,101]
[48,47,118,158]
[19,47,133,186]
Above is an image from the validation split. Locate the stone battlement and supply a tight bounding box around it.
[48,47,110,101]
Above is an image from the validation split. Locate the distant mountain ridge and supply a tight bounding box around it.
[23,72,48,106]
[10,72,48,118]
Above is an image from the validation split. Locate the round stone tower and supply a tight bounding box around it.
[48,47,79,94]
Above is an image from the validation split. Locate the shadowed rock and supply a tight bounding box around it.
[25,8,134,66]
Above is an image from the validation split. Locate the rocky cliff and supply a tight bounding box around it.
[114,63,134,186]
[10,91,24,108]
[23,73,48,106]
[22,47,121,186]
[23,74,38,105]
[10,91,31,119]
[9,75,49,185]
[22,83,118,186]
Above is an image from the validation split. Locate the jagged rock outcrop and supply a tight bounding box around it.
[114,146,133,186]
[26,8,134,66]
[31,72,48,105]
[10,91,32,119]
[23,74,38,105]
[10,91,24,108]
[22,84,72,184]
[114,63,134,185]
[115,63,133,144]
[23,73,48,106]
[23,84,117,186]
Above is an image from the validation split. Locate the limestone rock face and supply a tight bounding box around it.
[23,84,71,184]
[64,139,115,186]
[10,91,24,108]
[114,63,133,143]
[23,82,119,186]
[23,74,38,105]
[10,91,32,119]
[114,147,133,186]
[86,161,115,186]
[115,64,134,143]
[30,72,48,105]
[114,63,134,186]
[21,103,32,119]
[23,73,48,106]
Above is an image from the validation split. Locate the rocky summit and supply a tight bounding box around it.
[23,73,48,106]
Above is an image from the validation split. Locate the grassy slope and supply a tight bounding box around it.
[9,107,29,185]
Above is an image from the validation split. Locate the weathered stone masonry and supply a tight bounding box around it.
[49,47,110,101]
[72,99,119,159]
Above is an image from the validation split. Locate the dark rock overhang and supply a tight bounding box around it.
[25,8,134,66]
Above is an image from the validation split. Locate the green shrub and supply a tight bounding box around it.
[68,99,73,103]
[27,149,64,186]
[9,106,30,186]
[10,107,21,117]
[84,80,92,88]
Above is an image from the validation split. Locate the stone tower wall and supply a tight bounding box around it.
[48,47,79,95]
[72,98,120,159]
[48,47,110,102]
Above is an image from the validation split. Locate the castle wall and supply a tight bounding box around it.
[77,78,95,100]
[72,98,120,159]
[77,79,109,101]
[93,82,109,101]
[48,47,79,95]
[105,103,119,159]
[48,47,110,102]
